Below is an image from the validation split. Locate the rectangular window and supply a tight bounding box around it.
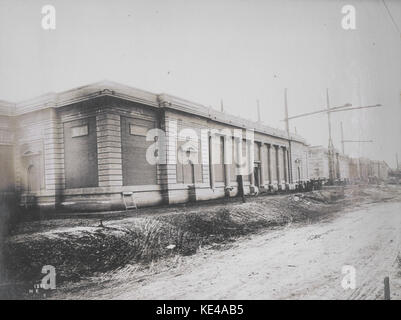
[71,125,88,138]
[129,124,148,136]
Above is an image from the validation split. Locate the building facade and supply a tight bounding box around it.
[0,102,15,195]
[0,81,310,212]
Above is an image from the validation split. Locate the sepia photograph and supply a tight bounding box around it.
[0,0,400,309]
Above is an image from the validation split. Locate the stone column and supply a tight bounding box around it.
[282,146,288,183]
[200,127,210,185]
[260,143,266,187]
[249,140,255,187]
[275,145,280,184]
[223,136,230,187]
[267,144,272,184]
[287,148,292,183]
[43,108,65,208]
[209,134,215,189]
[158,115,178,203]
[96,113,123,187]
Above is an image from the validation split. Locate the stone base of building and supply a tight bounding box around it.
[17,182,257,213]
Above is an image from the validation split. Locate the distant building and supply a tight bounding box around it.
[308,145,389,183]
[308,146,331,180]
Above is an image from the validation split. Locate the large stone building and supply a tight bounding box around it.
[0,81,309,212]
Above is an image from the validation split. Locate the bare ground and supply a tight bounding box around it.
[53,200,401,300]
[2,184,401,299]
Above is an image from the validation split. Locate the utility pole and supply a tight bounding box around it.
[284,88,293,183]
[220,99,224,113]
[340,121,373,155]
[326,89,336,183]
[397,153,399,170]
[283,90,382,184]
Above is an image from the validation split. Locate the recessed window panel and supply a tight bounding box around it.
[129,124,148,136]
[71,125,88,138]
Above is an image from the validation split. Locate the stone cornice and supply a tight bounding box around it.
[158,93,308,145]
[0,100,16,116]
[9,81,158,116]
[1,80,308,145]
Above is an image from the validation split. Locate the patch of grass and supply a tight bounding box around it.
[3,189,341,285]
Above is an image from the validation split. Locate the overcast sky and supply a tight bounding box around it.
[0,0,400,166]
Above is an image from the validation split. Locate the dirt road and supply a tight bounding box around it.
[54,200,401,300]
